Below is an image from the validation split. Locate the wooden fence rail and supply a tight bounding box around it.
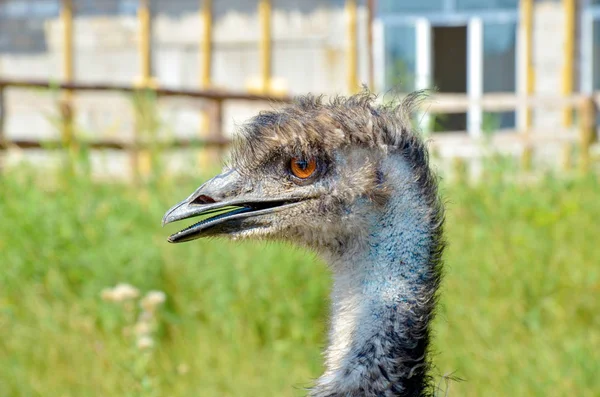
[0,78,597,177]
[0,78,292,150]
[0,79,292,101]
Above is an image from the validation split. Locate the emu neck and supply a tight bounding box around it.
[314,160,438,397]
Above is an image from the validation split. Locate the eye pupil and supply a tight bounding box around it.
[290,157,317,180]
[296,160,308,170]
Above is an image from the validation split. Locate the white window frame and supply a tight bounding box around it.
[373,9,518,135]
[581,1,600,94]
[467,17,483,138]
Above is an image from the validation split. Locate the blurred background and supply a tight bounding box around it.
[0,0,599,396]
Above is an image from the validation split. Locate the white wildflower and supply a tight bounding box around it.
[101,288,115,302]
[138,310,153,323]
[135,321,151,336]
[140,290,166,312]
[112,283,140,302]
[137,336,154,350]
[177,363,189,375]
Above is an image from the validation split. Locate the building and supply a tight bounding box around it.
[0,0,597,174]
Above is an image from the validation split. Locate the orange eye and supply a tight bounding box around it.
[290,157,317,179]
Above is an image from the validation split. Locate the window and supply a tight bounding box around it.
[379,0,444,14]
[483,22,517,128]
[456,0,518,10]
[594,20,600,90]
[76,0,138,16]
[0,0,59,18]
[384,25,417,92]
[0,0,59,53]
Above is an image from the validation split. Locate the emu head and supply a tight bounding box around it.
[163,93,423,253]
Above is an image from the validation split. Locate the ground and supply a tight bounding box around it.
[1,161,599,396]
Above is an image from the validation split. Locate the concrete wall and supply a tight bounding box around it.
[0,0,370,154]
[532,0,565,129]
[0,0,368,92]
[0,0,588,177]
[531,0,583,131]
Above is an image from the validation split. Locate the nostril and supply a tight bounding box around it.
[191,194,216,205]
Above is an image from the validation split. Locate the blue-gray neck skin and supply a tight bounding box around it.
[311,156,442,397]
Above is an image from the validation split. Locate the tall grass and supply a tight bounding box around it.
[0,158,599,396]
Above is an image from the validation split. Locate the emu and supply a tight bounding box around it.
[163,92,445,397]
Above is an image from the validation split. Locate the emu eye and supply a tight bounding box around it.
[290,157,317,179]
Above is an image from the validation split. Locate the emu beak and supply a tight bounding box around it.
[162,169,303,243]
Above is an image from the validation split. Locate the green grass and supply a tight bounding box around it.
[1,164,599,396]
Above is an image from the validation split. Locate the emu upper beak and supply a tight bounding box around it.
[162,169,303,243]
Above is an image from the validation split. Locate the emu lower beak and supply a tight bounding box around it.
[162,169,302,243]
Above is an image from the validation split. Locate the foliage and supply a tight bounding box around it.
[0,161,599,396]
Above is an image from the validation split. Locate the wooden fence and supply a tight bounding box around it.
[424,92,599,172]
[0,78,292,150]
[0,78,598,177]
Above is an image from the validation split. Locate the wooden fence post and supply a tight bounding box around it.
[562,0,575,127]
[346,0,359,94]
[366,0,374,91]
[199,0,214,170]
[0,84,5,173]
[520,0,534,171]
[131,92,141,183]
[59,97,74,148]
[136,0,155,88]
[131,90,158,183]
[259,0,272,93]
[579,96,597,174]
[560,0,576,171]
[200,0,212,89]
[135,0,157,181]
[60,0,76,157]
[208,99,224,165]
